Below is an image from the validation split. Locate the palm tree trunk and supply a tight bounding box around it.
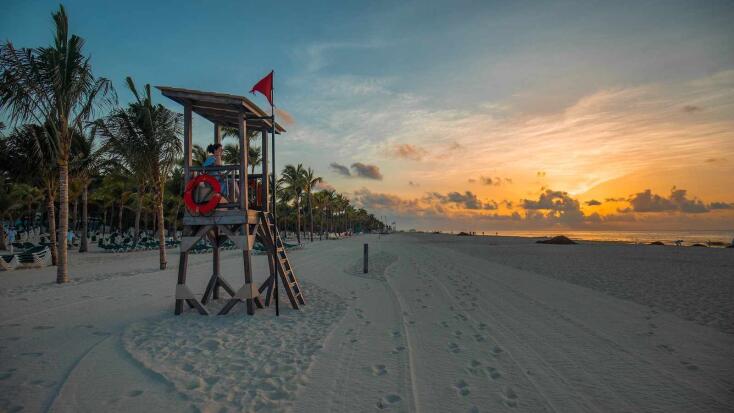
[295,198,301,243]
[57,161,69,284]
[46,194,58,266]
[72,196,78,231]
[79,183,89,252]
[134,184,144,237]
[0,223,6,250]
[308,193,314,242]
[155,176,167,270]
[118,199,124,233]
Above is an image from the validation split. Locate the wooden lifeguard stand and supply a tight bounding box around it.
[157,86,305,316]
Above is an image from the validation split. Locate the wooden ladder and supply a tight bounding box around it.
[259,212,306,309]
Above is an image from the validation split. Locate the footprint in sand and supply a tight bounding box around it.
[680,360,699,371]
[376,394,402,409]
[391,345,406,354]
[20,352,43,358]
[448,342,461,354]
[32,325,54,330]
[491,345,503,355]
[127,390,144,397]
[371,364,388,376]
[657,344,674,353]
[487,366,501,380]
[391,330,401,338]
[473,334,486,342]
[502,387,518,407]
[454,379,470,396]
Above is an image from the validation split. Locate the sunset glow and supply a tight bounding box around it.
[3,0,733,231]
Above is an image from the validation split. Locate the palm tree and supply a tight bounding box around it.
[96,77,181,269]
[192,144,208,166]
[302,167,322,242]
[13,183,42,237]
[0,183,20,250]
[222,143,240,165]
[70,125,106,252]
[0,5,115,283]
[2,123,60,264]
[279,164,306,243]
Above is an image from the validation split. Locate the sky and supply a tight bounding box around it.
[2,0,733,231]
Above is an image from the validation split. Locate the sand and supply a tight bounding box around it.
[1,233,733,412]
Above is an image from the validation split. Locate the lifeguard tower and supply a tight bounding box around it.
[157,86,305,316]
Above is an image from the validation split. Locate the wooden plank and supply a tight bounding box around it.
[175,251,188,315]
[214,123,221,145]
[239,112,248,213]
[155,86,286,133]
[183,215,247,225]
[242,249,254,315]
[183,102,192,187]
[261,127,269,212]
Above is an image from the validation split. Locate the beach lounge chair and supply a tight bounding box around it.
[1,255,19,271]
[16,246,50,268]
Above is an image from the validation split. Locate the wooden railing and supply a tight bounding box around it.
[188,165,267,211]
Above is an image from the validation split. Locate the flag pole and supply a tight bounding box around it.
[271,71,279,317]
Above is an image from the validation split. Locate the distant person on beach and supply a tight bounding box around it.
[67,229,74,246]
[7,227,17,253]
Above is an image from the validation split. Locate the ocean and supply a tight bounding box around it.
[473,230,734,246]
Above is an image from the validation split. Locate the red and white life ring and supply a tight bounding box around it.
[183,174,221,215]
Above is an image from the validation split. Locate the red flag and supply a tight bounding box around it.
[250,71,274,106]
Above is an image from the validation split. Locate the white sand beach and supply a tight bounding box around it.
[1,233,733,412]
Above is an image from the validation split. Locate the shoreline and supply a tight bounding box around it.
[414,231,734,248]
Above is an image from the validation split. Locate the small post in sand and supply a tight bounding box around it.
[364,243,369,273]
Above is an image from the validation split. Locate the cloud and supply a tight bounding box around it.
[408,181,420,187]
[389,144,427,161]
[504,178,513,184]
[351,162,383,180]
[330,162,351,176]
[520,188,586,224]
[537,171,546,177]
[709,202,733,210]
[682,105,702,113]
[314,180,335,191]
[705,157,726,163]
[605,197,626,202]
[480,176,500,186]
[623,187,714,213]
[425,190,498,210]
[274,108,295,126]
[467,178,477,183]
[585,199,602,206]
[353,188,420,213]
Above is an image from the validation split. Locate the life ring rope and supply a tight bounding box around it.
[183,174,222,215]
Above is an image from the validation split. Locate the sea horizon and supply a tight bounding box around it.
[419,229,734,246]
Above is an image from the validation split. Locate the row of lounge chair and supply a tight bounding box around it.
[1,245,51,271]
[98,237,180,253]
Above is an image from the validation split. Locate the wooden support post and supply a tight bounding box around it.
[175,251,189,315]
[214,123,221,145]
[261,127,269,212]
[238,112,248,211]
[364,243,368,274]
[243,249,254,315]
[183,102,193,187]
[213,227,220,300]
